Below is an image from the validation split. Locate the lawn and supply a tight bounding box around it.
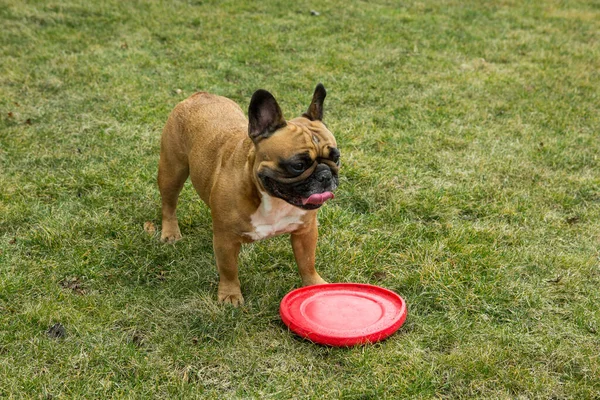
[1,0,600,398]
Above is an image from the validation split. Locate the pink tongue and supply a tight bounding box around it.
[302,192,335,205]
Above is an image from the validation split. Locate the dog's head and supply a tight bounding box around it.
[248,84,340,210]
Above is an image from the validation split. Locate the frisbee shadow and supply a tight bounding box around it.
[277,317,408,349]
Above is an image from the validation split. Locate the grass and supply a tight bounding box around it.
[1,0,600,398]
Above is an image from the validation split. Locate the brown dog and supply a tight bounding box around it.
[158,84,340,305]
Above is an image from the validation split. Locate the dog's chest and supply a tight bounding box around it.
[244,194,306,241]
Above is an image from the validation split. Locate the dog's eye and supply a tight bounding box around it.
[291,162,305,172]
[282,153,312,175]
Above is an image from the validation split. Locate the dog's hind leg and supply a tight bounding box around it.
[158,154,188,243]
[158,122,189,243]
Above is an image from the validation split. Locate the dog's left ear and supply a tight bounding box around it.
[248,89,287,143]
[303,83,327,121]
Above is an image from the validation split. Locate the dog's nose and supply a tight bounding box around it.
[315,166,333,184]
[318,173,331,183]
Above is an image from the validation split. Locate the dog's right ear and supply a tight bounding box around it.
[248,89,287,143]
[303,83,327,121]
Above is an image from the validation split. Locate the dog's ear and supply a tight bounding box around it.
[248,89,287,142]
[303,83,327,121]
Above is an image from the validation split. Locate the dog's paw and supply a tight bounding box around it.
[160,231,182,244]
[302,275,328,286]
[218,293,245,307]
[160,220,182,244]
[218,286,244,307]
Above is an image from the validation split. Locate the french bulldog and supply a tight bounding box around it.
[158,84,340,305]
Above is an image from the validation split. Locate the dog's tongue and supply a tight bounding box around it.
[302,192,335,206]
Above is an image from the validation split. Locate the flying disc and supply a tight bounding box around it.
[280,283,407,346]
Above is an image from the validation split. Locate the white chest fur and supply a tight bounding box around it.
[244,193,306,241]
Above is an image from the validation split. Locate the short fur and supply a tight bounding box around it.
[158,84,339,305]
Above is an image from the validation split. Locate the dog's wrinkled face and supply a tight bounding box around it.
[248,84,340,210]
[255,119,339,209]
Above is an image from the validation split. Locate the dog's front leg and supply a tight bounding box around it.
[213,234,244,306]
[291,218,328,286]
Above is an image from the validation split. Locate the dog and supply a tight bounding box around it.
[158,84,340,305]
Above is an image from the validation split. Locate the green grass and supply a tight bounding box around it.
[1,0,600,398]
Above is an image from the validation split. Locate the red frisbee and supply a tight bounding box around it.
[280,283,407,346]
